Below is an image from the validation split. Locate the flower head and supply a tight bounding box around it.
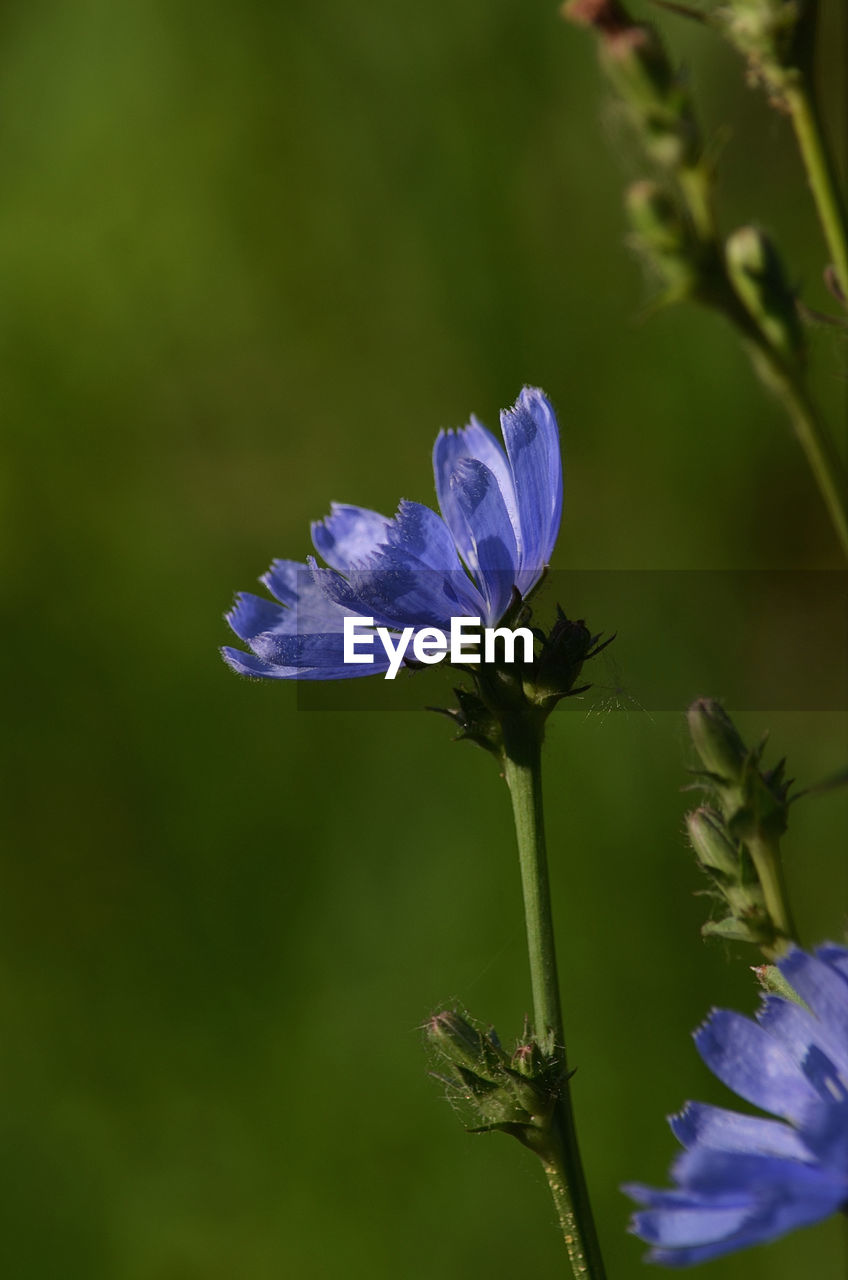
[222,387,562,680]
[624,944,848,1266]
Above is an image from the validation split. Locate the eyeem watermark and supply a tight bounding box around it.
[343,615,534,679]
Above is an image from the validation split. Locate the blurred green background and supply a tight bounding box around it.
[4,0,848,1276]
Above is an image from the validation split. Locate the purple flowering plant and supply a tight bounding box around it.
[224,387,611,1275]
[223,386,563,682]
[626,944,848,1266]
[223,1,848,1276]
[223,376,847,1280]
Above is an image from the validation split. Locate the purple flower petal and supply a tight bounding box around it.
[367,500,487,620]
[261,559,303,605]
[779,949,848,1062]
[670,1102,812,1161]
[250,628,389,676]
[309,554,469,633]
[757,993,848,1085]
[695,1010,820,1123]
[632,1152,848,1265]
[816,945,848,987]
[226,592,291,644]
[625,944,848,1267]
[630,1200,752,1248]
[226,561,362,660]
[311,503,391,572]
[450,458,519,625]
[433,417,519,572]
[221,647,299,679]
[500,387,563,593]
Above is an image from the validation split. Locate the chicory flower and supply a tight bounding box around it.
[222,387,562,680]
[625,944,848,1266]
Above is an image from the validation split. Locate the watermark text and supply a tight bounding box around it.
[343,616,534,679]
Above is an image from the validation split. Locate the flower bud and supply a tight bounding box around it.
[715,0,800,104]
[427,1011,487,1069]
[686,807,739,880]
[686,804,773,944]
[511,1039,546,1079]
[426,1011,560,1143]
[687,699,791,843]
[504,1041,557,1123]
[687,698,748,784]
[564,0,700,169]
[529,609,613,709]
[684,701,795,954]
[726,225,804,361]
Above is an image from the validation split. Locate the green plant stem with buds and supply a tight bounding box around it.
[784,80,848,306]
[685,9,848,550]
[571,1,848,557]
[678,160,848,559]
[502,716,606,1280]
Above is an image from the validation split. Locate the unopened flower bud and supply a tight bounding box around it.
[565,1,700,168]
[511,1041,545,1079]
[715,0,800,104]
[686,805,772,943]
[426,1011,560,1144]
[529,611,612,709]
[427,1012,493,1074]
[726,225,804,361]
[686,807,739,879]
[601,24,671,105]
[687,698,748,784]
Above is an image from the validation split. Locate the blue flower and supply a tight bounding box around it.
[624,944,848,1266]
[222,387,562,680]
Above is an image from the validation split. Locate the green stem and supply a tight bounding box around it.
[784,80,848,305]
[746,831,798,954]
[502,719,606,1280]
[743,335,848,560]
[502,727,563,1052]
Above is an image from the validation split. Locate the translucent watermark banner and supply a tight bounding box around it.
[291,570,848,712]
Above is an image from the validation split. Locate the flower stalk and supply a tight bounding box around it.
[710,0,848,304]
[666,145,848,561]
[683,184,848,557]
[502,722,563,1057]
[784,80,848,305]
[745,830,796,944]
[736,314,848,560]
[430,618,612,1270]
[566,0,848,561]
[502,713,607,1280]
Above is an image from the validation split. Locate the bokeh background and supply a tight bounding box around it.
[4,1,848,1276]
